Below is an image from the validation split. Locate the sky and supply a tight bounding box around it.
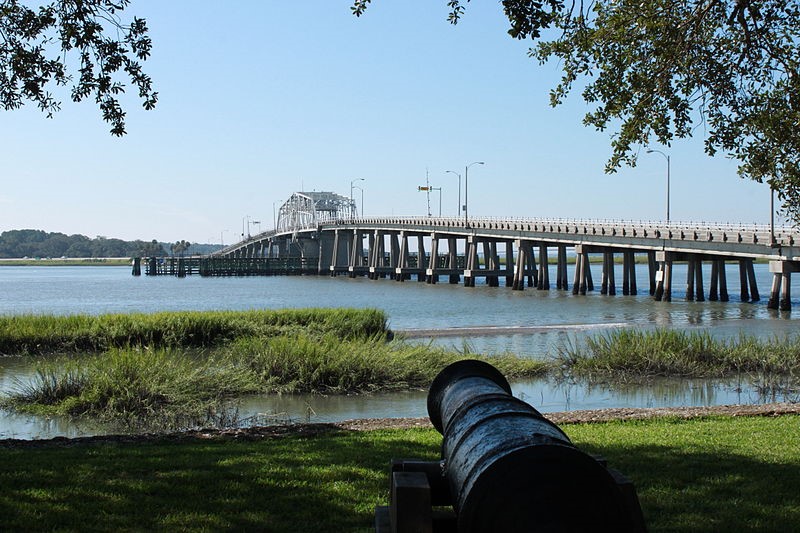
[1,1,783,245]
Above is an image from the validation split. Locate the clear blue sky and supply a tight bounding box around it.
[1,1,780,244]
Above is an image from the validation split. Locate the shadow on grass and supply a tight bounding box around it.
[579,441,800,532]
[0,425,797,532]
[0,428,439,532]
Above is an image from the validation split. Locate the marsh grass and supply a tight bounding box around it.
[0,308,389,354]
[229,334,547,394]
[3,334,547,425]
[558,329,800,381]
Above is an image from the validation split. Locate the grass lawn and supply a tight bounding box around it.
[0,414,797,532]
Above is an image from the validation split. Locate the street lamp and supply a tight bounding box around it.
[350,178,365,219]
[646,149,670,223]
[464,161,484,225]
[446,170,461,217]
[353,185,365,217]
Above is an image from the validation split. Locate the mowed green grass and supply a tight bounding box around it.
[0,415,797,532]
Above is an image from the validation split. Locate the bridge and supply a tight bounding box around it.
[141,191,800,311]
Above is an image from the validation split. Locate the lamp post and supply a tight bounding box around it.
[464,161,484,225]
[350,178,365,219]
[770,185,776,245]
[242,215,250,239]
[646,150,670,223]
[353,185,364,217]
[220,229,229,246]
[446,170,461,217]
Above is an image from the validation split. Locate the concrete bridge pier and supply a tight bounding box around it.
[328,229,352,277]
[709,259,730,302]
[511,239,528,290]
[427,233,440,284]
[367,230,381,279]
[573,246,596,295]
[600,250,616,296]
[767,261,797,311]
[389,233,401,280]
[647,251,657,295]
[505,242,514,287]
[394,232,411,282]
[464,236,478,287]
[317,232,334,275]
[621,251,637,295]
[653,251,674,302]
[484,241,500,287]
[556,245,568,291]
[738,259,760,302]
[686,255,705,301]
[416,235,427,282]
[537,245,550,290]
[446,237,460,284]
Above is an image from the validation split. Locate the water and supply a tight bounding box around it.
[0,264,797,439]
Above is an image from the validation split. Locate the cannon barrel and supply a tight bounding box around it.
[426,359,639,533]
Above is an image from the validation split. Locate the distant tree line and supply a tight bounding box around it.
[0,230,221,258]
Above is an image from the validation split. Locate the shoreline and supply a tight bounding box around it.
[2,402,796,448]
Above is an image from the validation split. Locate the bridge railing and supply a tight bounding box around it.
[328,216,795,234]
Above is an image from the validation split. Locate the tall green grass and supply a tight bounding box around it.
[0,308,389,354]
[558,329,800,379]
[3,335,547,426]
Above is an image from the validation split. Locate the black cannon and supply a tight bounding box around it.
[376,360,646,533]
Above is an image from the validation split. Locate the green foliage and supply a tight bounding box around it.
[169,239,191,256]
[0,0,156,135]
[0,308,391,354]
[0,416,796,531]
[558,328,800,379]
[0,229,176,259]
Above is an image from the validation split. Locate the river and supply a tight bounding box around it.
[0,264,797,439]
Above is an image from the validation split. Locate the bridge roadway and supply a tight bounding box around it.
[210,216,800,311]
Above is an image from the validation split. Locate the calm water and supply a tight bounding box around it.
[0,264,797,439]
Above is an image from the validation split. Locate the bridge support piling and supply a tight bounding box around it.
[522,241,539,288]
[781,271,791,311]
[767,261,795,311]
[427,233,439,284]
[512,240,526,291]
[505,241,515,287]
[601,251,616,295]
[572,246,582,295]
[537,245,550,290]
[647,251,657,295]
[694,256,705,301]
[686,257,696,301]
[556,245,568,291]
[464,237,478,287]
[719,260,729,301]
[738,259,760,302]
[417,235,427,282]
[621,251,636,295]
[654,251,673,302]
[710,259,729,302]
[710,260,719,301]
[447,238,460,284]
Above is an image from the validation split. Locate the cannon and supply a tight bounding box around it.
[376,360,646,533]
